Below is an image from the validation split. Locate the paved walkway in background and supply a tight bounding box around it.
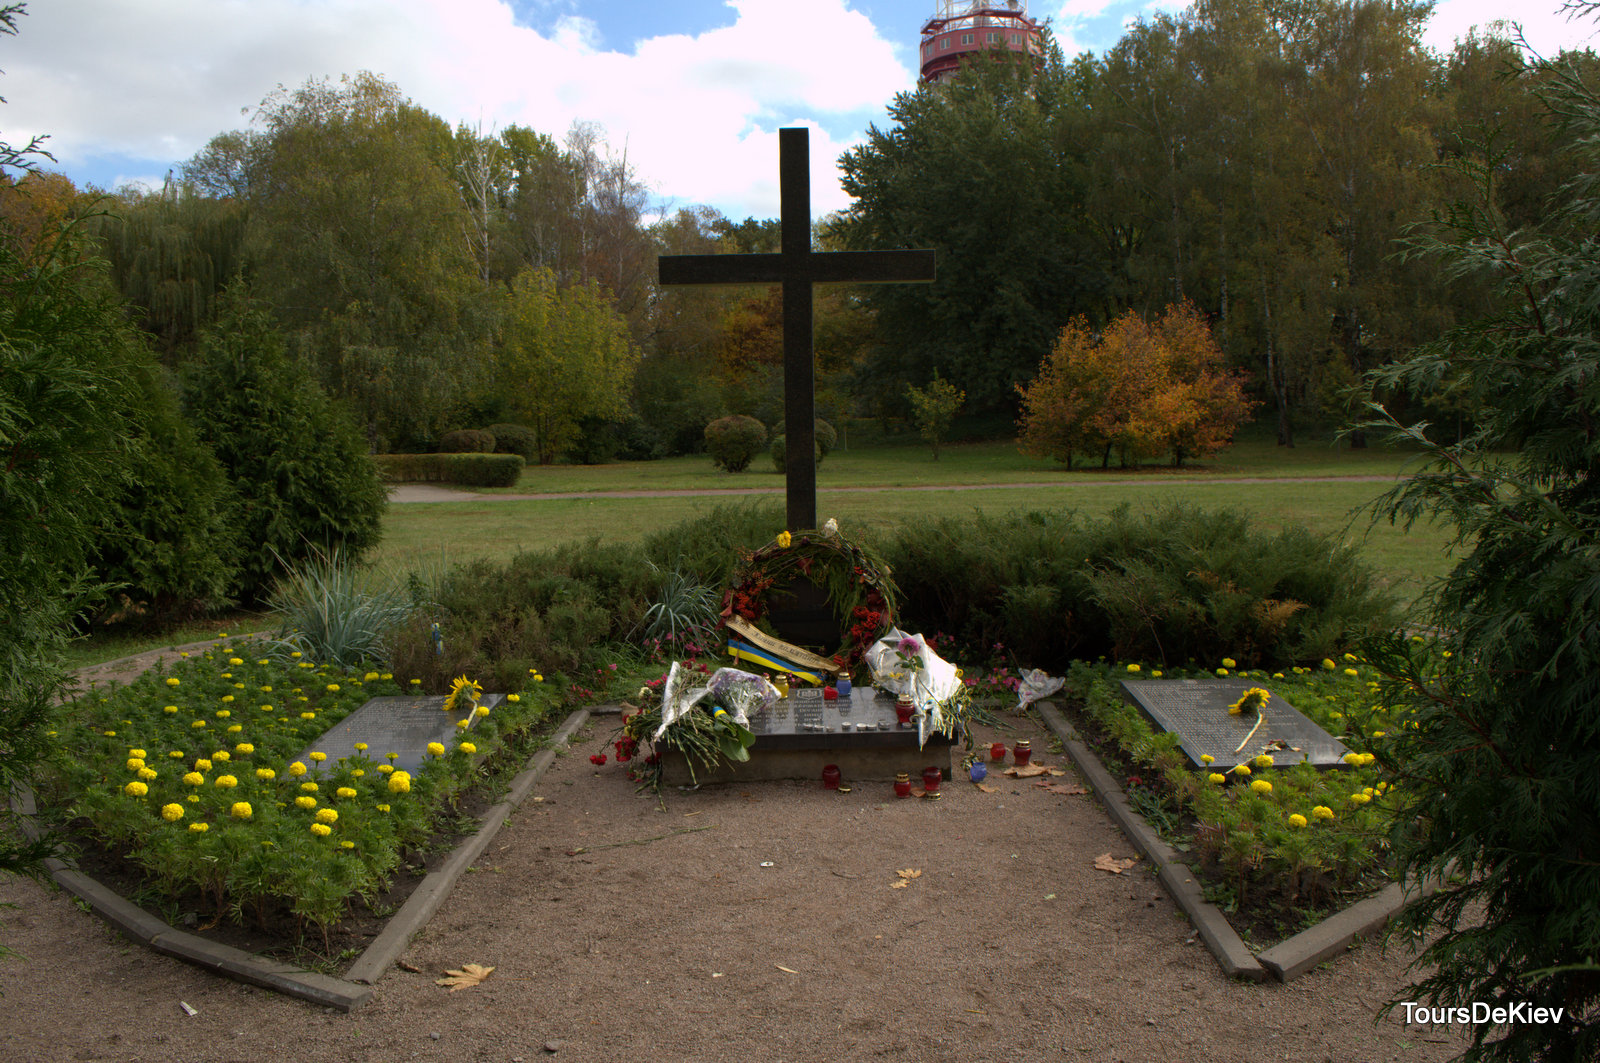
[388,474,1397,504]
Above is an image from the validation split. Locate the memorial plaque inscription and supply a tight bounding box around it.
[1121,679,1349,770]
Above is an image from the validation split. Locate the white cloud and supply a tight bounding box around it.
[3,0,914,217]
[1423,0,1600,56]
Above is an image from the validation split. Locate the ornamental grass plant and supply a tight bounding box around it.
[264,546,414,669]
[46,643,556,946]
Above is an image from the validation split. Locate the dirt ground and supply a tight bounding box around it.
[0,647,1470,1063]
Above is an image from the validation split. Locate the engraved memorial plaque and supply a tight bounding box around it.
[300,694,505,775]
[1121,679,1349,769]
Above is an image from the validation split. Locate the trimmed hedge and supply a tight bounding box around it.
[769,433,823,473]
[438,428,497,453]
[375,453,524,487]
[704,415,767,473]
[774,418,838,457]
[488,423,538,462]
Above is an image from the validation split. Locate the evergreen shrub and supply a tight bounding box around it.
[488,423,538,462]
[768,433,822,473]
[704,415,766,472]
[438,428,496,453]
[773,418,838,456]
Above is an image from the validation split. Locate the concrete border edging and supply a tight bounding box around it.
[1037,700,1427,984]
[22,704,597,1011]
[344,707,591,986]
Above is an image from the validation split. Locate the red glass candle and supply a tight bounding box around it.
[1012,739,1032,767]
[894,772,912,798]
[895,695,914,725]
[822,764,841,790]
[990,741,1007,761]
[922,765,942,793]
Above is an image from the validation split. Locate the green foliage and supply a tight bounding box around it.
[91,359,240,624]
[495,267,640,464]
[768,433,821,473]
[1356,50,1600,1062]
[904,372,965,460]
[185,284,387,603]
[639,500,786,586]
[880,505,1394,670]
[703,414,767,473]
[487,423,538,462]
[437,428,495,453]
[640,564,720,646]
[0,203,133,880]
[373,452,523,487]
[773,418,838,457]
[265,547,414,669]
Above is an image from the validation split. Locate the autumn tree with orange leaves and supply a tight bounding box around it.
[1017,303,1253,468]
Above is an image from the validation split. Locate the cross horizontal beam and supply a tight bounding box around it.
[659,249,938,288]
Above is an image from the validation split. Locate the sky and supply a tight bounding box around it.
[4,0,1596,222]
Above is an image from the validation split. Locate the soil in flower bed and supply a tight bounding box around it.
[1056,697,1389,948]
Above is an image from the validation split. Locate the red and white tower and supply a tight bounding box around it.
[918,0,1044,84]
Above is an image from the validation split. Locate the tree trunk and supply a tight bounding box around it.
[1261,280,1294,447]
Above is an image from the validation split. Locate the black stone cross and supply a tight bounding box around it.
[658,127,936,531]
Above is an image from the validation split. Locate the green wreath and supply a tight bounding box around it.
[720,527,898,675]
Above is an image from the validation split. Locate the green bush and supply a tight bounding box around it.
[92,360,241,625]
[185,285,387,604]
[373,453,523,487]
[488,423,538,462]
[769,433,822,473]
[879,505,1396,670]
[264,546,414,668]
[704,415,767,473]
[438,428,496,453]
[773,418,838,457]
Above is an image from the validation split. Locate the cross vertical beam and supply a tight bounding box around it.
[658,127,936,532]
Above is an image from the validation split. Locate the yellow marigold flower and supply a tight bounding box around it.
[1343,653,1358,663]
[260,685,272,693]
[163,705,178,714]
[310,823,332,837]
[361,672,378,682]
[1272,673,1284,679]
[336,787,357,799]
[1359,752,1376,765]
[1373,730,1387,738]
[103,729,115,736]
[777,530,792,548]
[288,761,307,776]
[352,769,365,778]
[1321,658,1336,670]
[228,724,242,733]
[475,706,489,718]
[388,772,411,794]
[1200,753,1214,764]
[506,693,521,702]
[377,804,391,812]
[1207,773,1226,784]
[166,677,180,687]
[1287,813,1308,828]
[315,808,338,824]
[228,657,243,666]
[127,758,145,772]
[168,750,184,759]
[1253,754,1274,768]
[1375,781,1388,793]
[291,651,302,658]
[1126,663,1141,673]
[189,822,209,833]
[215,775,237,788]
[300,782,318,792]
[1233,763,1251,776]
[1151,671,1162,678]
[1215,668,1229,676]
[1342,752,1362,766]
[378,764,394,774]
[1312,805,1334,820]
[213,750,230,762]
[1250,780,1272,794]
[300,712,316,720]
[256,768,276,781]
[1350,792,1371,804]
[1222,658,1237,669]
[124,781,148,797]
[183,771,205,786]
[191,720,206,728]
[409,678,422,686]
[187,794,199,803]
[194,758,212,772]
[310,751,326,762]
[128,748,146,759]
[1343,668,1359,677]
[260,704,272,712]
[230,802,252,820]
[138,767,157,781]
[386,751,398,760]
[459,742,477,754]
[295,796,317,810]
[326,683,340,693]
[220,695,233,704]
[161,803,184,822]
[235,743,253,755]
[455,719,469,730]
[354,742,368,752]
[341,840,355,849]
[427,742,445,756]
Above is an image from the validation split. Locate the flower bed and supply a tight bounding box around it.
[48,643,558,942]
[1065,653,1416,941]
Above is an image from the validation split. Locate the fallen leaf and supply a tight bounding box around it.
[396,959,421,973]
[437,962,496,991]
[1005,764,1049,778]
[1093,853,1138,874]
[896,868,922,880]
[1045,783,1087,796]
[889,880,910,889]
[975,782,1000,793]
[775,964,799,974]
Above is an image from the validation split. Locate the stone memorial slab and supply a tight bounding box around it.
[299,694,505,776]
[1120,679,1349,770]
[656,685,957,784]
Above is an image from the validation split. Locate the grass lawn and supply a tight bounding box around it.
[377,478,1453,611]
